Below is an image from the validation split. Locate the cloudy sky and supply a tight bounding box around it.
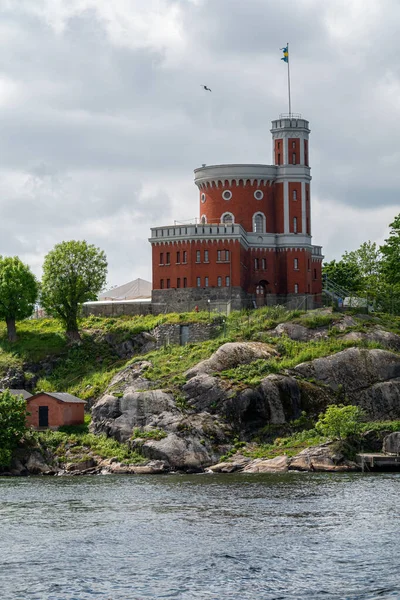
[0,0,399,287]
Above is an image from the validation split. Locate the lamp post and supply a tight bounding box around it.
[207,298,211,321]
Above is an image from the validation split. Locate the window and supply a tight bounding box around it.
[159,252,164,265]
[314,268,317,280]
[308,259,310,271]
[254,190,263,200]
[167,279,170,289]
[225,276,230,287]
[201,216,206,224]
[254,258,259,270]
[293,190,297,201]
[253,213,264,233]
[201,193,206,203]
[217,276,222,287]
[225,250,230,261]
[197,277,201,287]
[177,278,181,288]
[183,251,187,263]
[183,277,187,288]
[196,250,201,263]
[204,250,209,262]
[293,217,298,233]
[222,190,232,200]
[262,258,266,270]
[176,251,180,264]
[277,153,281,165]
[294,258,299,270]
[166,252,170,265]
[222,213,234,224]
[160,279,164,289]
[205,277,209,287]
[294,284,299,294]
[292,153,296,165]
[277,141,281,149]
[217,250,221,261]
[292,141,296,149]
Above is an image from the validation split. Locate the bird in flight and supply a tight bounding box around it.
[201,85,212,92]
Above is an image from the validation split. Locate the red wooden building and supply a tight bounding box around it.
[26,392,86,430]
[150,115,323,313]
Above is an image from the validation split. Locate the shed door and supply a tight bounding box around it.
[39,406,49,427]
[180,325,190,346]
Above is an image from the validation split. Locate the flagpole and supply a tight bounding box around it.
[287,42,291,116]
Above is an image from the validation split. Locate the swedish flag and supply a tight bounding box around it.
[281,46,288,63]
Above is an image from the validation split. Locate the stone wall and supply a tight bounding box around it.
[153,322,221,348]
[152,287,251,315]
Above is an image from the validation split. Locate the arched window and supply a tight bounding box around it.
[201,215,207,224]
[221,212,234,224]
[253,213,265,233]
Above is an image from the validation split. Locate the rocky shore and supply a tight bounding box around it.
[3,310,400,476]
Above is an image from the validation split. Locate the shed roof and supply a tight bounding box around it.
[28,392,86,404]
[0,389,32,400]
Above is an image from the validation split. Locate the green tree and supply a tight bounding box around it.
[0,256,39,342]
[315,404,365,440]
[322,259,362,293]
[380,215,400,314]
[342,241,382,310]
[0,390,28,467]
[41,240,107,341]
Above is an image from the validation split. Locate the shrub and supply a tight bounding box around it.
[315,404,365,440]
[0,390,28,466]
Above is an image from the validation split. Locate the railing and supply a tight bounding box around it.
[322,275,350,300]
[279,113,302,119]
[150,223,245,240]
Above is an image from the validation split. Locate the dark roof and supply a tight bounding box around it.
[28,392,86,404]
[0,389,32,400]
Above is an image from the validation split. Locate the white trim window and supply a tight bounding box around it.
[253,212,266,233]
[225,276,230,287]
[294,283,299,294]
[197,277,201,288]
[254,189,264,200]
[221,212,234,224]
[293,217,298,233]
[294,258,299,270]
[217,276,222,287]
[222,190,232,201]
[201,193,206,203]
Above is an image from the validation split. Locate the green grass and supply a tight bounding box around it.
[138,339,225,390]
[218,335,384,387]
[35,421,145,465]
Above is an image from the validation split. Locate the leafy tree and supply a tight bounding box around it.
[0,390,28,467]
[342,241,382,310]
[315,404,365,440]
[380,214,400,286]
[41,240,107,341]
[0,256,39,342]
[322,259,362,293]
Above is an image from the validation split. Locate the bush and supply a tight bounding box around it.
[316,404,365,440]
[0,390,28,466]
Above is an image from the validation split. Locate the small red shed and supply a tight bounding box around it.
[26,392,86,430]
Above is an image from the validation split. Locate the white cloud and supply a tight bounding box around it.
[0,0,399,287]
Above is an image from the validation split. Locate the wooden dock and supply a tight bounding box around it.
[356,453,400,471]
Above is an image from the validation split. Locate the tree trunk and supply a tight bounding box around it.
[6,317,17,342]
[65,315,81,343]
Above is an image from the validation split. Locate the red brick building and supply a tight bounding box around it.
[150,115,323,313]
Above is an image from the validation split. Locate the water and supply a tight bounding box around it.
[0,473,399,600]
